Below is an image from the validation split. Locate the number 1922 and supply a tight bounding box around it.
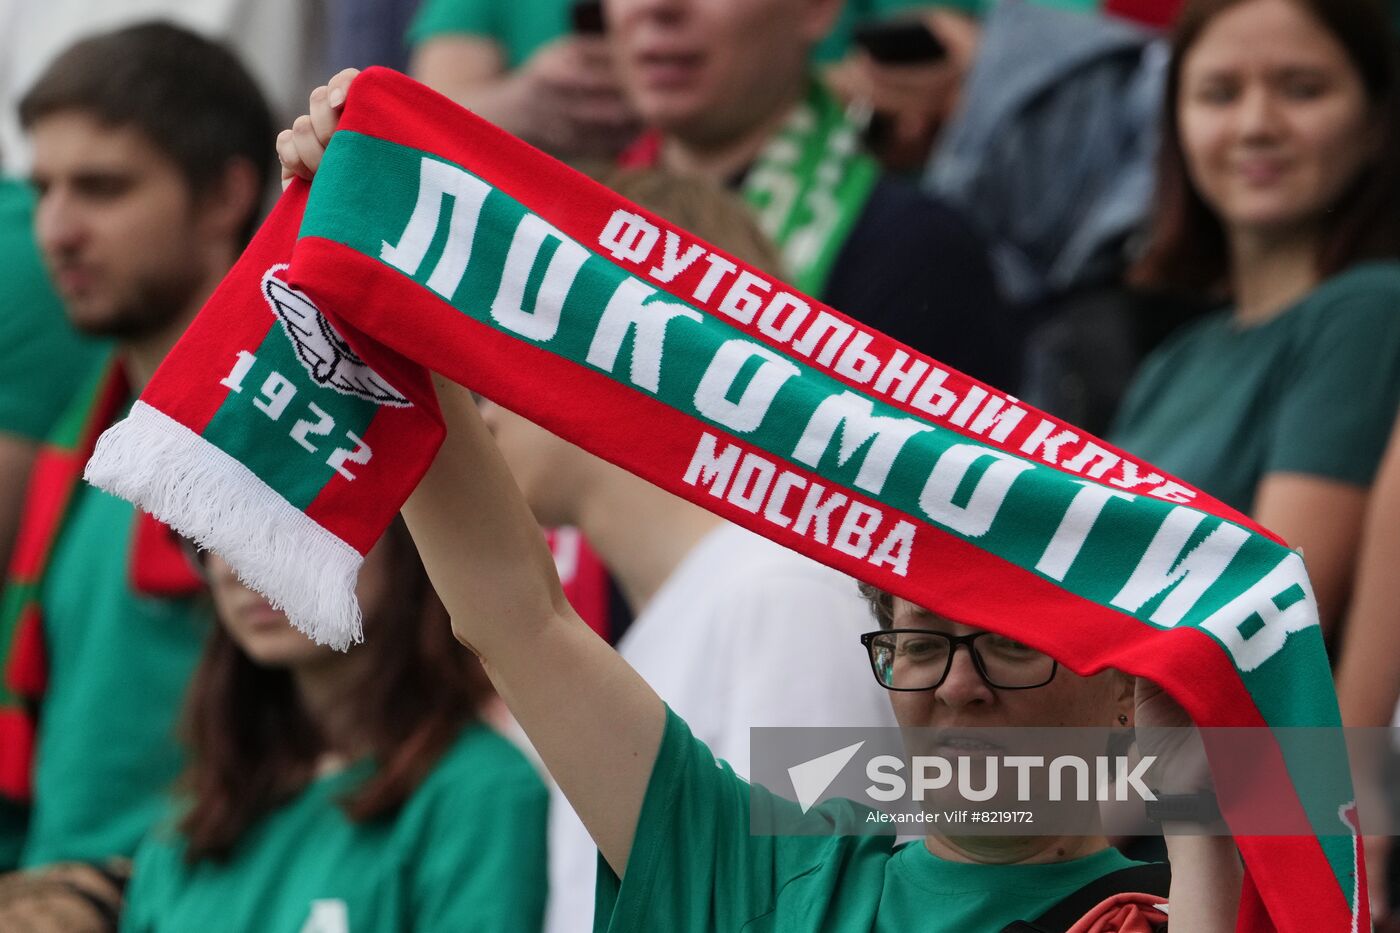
[219,350,372,481]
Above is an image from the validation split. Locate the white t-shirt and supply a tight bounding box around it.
[544,522,897,933]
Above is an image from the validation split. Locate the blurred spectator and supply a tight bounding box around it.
[1111,0,1400,636]
[0,1,322,175]
[0,22,273,886]
[1335,410,1400,924]
[917,1,1175,434]
[120,522,547,932]
[826,8,983,170]
[406,0,937,160]
[0,180,107,871]
[829,1,1183,174]
[924,2,1166,308]
[408,0,640,158]
[523,169,896,933]
[612,0,1018,390]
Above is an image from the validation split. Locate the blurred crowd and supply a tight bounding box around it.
[0,0,1399,930]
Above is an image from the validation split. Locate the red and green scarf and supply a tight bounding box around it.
[84,68,1363,931]
[0,361,202,801]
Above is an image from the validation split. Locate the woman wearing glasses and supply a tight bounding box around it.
[356,371,1238,932]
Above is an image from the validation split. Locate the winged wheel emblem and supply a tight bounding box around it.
[260,265,410,407]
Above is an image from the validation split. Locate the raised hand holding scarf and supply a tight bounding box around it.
[84,69,1362,932]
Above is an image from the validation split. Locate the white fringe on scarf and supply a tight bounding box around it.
[84,400,364,649]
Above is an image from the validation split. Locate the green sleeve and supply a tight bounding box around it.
[1265,280,1400,485]
[406,0,497,48]
[409,735,549,932]
[594,708,857,933]
[118,825,183,933]
[0,180,108,441]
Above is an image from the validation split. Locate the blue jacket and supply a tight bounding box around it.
[923,0,1168,306]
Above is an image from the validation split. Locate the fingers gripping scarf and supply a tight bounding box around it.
[84,69,1364,932]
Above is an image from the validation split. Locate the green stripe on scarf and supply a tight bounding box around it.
[743,83,879,296]
[202,325,379,511]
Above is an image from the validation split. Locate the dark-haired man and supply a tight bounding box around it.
[0,22,274,877]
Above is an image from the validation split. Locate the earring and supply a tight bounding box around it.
[1117,714,1129,726]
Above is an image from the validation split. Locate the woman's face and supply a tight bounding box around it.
[207,540,392,668]
[1178,0,1376,243]
[883,600,1132,731]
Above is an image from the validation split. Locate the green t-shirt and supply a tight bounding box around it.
[21,483,210,867]
[595,708,1146,932]
[122,724,548,933]
[406,0,928,67]
[0,178,106,440]
[1112,262,1400,513]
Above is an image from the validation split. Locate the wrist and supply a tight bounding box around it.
[1145,789,1221,827]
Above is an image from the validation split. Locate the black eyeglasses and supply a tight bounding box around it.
[860,629,1058,692]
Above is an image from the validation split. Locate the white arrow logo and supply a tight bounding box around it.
[787,741,865,814]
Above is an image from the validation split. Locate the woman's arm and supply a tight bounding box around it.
[1334,413,1400,920]
[1252,474,1368,637]
[281,74,663,875]
[1135,679,1243,929]
[1160,835,1243,931]
[1335,412,1400,728]
[400,376,665,876]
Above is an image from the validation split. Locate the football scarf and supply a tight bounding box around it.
[84,68,1362,932]
[621,81,878,297]
[742,82,878,296]
[0,361,202,801]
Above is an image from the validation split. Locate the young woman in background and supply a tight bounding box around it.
[1113,0,1400,637]
[121,520,548,932]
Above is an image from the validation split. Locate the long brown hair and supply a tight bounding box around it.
[1132,0,1400,294]
[177,520,489,860]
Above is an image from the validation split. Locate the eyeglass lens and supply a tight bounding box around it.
[868,631,1055,690]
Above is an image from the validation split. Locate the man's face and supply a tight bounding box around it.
[606,0,839,147]
[29,112,210,339]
